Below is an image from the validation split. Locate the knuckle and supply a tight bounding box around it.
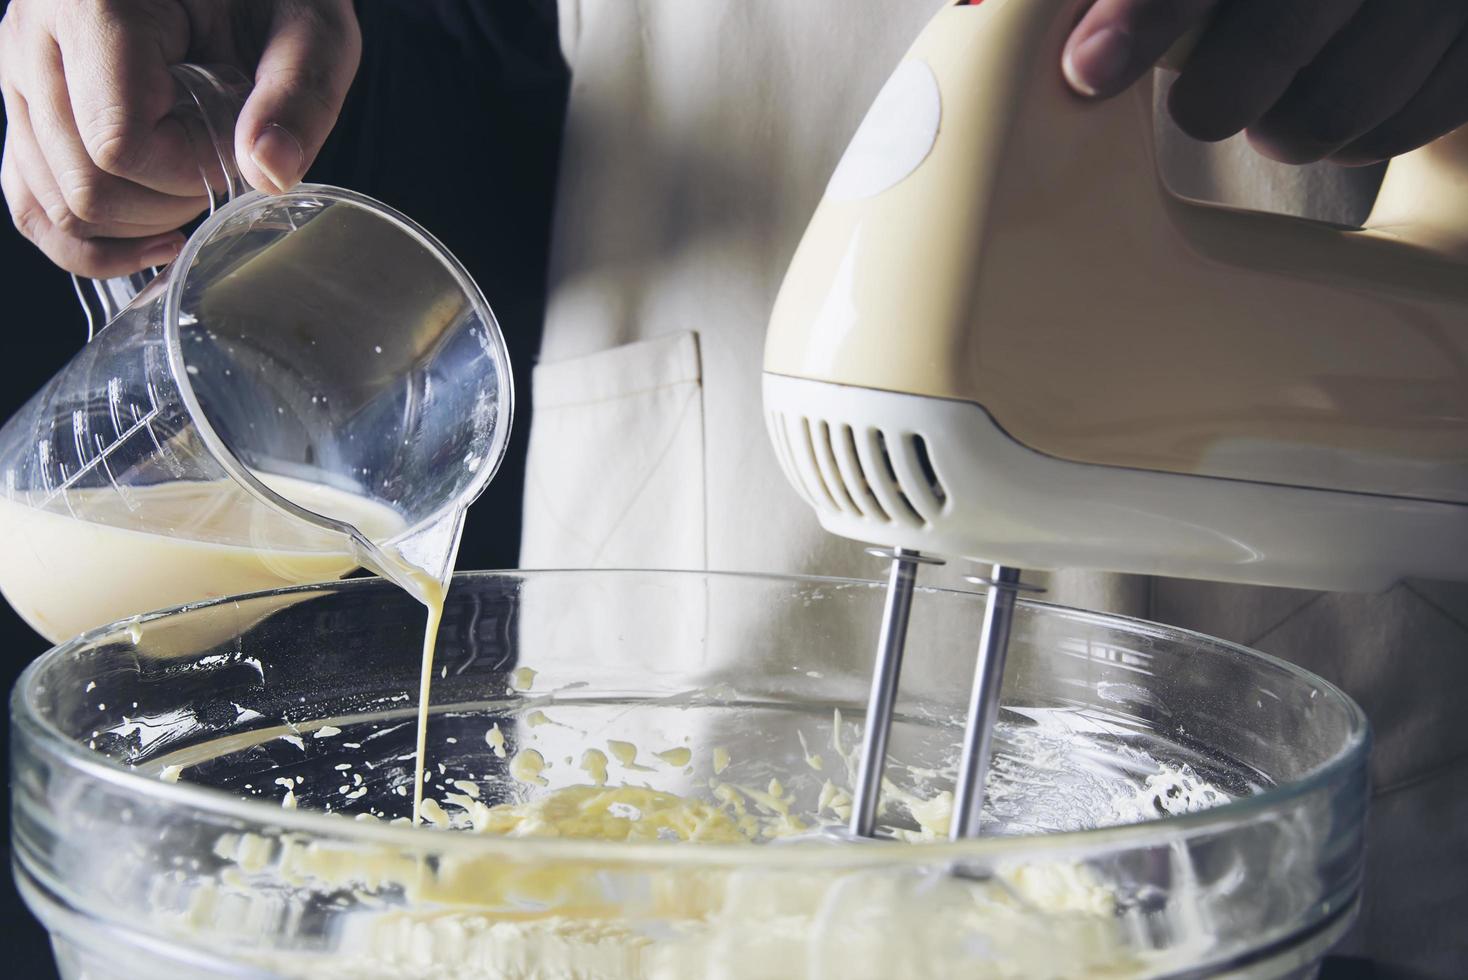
[85,107,149,176]
[11,201,43,241]
[40,193,70,229]
[263,64,339,113]
[1,0,28,35]
[78,0,142,24]
[276,0,362,64]
[286,0,333,30]
[50,204,92,239]
[286,0,355,33]
[0,15,23,79]
[56,169,108,224]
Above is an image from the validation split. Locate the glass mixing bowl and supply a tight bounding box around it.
[12,571,1368,979]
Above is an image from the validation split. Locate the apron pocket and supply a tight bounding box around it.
[520,331,705,569]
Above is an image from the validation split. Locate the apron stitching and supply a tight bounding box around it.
[524,453,602,556]
[1402,581,1468,636]
[1244,591,1330,647]
[532,377,699,411]
[585,384,701,566]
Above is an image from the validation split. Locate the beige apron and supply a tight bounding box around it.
[526,2,1467,971]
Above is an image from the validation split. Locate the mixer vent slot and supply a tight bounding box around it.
[872,430,923,526]
[911,434,947,506]
[769,412,948,530]
[839,424,889,523]
[799,417,841,512]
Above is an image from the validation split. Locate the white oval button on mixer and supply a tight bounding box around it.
[825,59,941,202]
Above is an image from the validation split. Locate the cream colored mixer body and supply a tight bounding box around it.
[764,0,1468,594]
[763,0,1468,843]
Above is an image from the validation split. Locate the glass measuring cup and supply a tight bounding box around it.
[0,65,513,642]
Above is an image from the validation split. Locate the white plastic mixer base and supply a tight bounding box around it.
[764,374,1468,593]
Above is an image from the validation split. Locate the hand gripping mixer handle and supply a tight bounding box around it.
[72,64,251,340]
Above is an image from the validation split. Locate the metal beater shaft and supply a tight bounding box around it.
[950,564,1025,840]
[850,548,925,838]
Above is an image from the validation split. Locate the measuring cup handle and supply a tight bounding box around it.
[75,63,252,340]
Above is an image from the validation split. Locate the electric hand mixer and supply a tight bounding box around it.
[764,0,1468,842]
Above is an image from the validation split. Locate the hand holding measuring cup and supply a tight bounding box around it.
[0,0,360,277]
[0,62,512,643]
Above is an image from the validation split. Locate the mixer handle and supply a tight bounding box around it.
[1123,6,1468,255]
[1013,0,1468,257]
[73,63,251,341]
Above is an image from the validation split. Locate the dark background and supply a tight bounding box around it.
[0,1,567,972]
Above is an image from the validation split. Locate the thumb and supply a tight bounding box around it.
[234,1,361,194]
[1062,0,1219,100]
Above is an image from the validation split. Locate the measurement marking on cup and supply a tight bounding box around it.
[36,442,54,496]
[108,378,127,442]
[94,433,135,509]
[142,382,167,460]
[72,410,94,476]
[39,398,162,507]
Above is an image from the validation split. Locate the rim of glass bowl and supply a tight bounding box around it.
[11,569,1371,870]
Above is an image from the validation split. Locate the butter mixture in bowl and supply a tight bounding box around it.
[12,571,1368,979]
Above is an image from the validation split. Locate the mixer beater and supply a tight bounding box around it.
[850,551,1041,840]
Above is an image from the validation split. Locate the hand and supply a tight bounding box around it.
[1061,0,1468,167]
[0,0,360,278]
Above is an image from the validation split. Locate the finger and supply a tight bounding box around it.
[50,0,201,195]
[1167,0,1364,142]
[3,140,183,278]
[235,0,361,193]
[4,73,206,236]
[1336,26,1468,165]
[1248,0,1468,164]
[1063,0,1221,100]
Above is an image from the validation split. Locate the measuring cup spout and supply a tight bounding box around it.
[365,508,469,600]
